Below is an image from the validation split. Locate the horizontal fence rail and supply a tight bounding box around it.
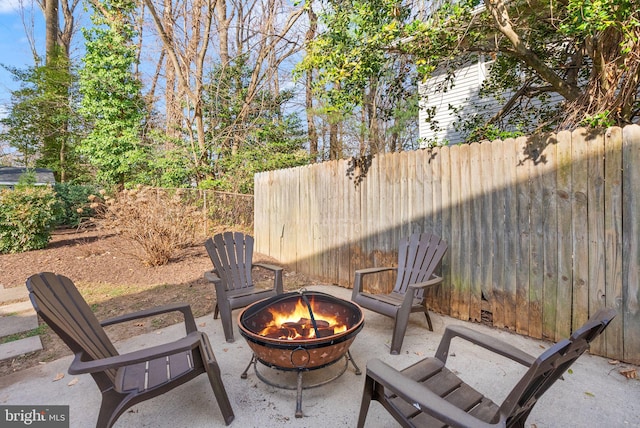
[254,125,640,364]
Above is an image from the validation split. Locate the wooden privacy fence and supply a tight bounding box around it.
[254,125,640,364]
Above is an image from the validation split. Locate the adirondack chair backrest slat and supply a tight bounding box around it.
[393,233,447,298]
[500,308,616,426]
[27,272,119,382]
[223,233,242,288]
[411,234,441,284]
[208,232,254,292]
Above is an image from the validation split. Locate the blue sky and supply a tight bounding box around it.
[0,0,45,110]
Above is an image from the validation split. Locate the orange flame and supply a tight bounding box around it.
[257,297,347,340]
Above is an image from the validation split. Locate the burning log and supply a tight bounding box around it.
[263,318,334,339]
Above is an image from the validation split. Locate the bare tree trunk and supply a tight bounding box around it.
[58,0,78,58]
[134,1,144,78]
[359,106,366,156]
[365,77,381,154]
[305,4,318,162]
[43,0,64,181]
[215,0,230,66]
[390,131,399,152]
[44,0,59,65]
[161,0,179,137]
[143,0,213,178]
[329,121,339,160]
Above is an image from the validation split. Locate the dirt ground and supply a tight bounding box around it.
[0,228,322,376]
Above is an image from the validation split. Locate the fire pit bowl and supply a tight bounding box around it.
[238,290,364,370]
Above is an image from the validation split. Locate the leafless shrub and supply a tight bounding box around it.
[93,186,201,266]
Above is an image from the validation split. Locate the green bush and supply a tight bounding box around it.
[53,183,101,227]
[0,186,57,253]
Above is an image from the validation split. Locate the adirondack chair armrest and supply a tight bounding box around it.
[252,262,283,273]
[68,333,205,375]
[355,266,397,276]
[366,358,506,428]
[400,275,444,308]
[407,274,443,291]
[434,325,536,367]
[204,269,222,286]
[353,267,398,293]
[100,303,198,334]
[252,263,284,293]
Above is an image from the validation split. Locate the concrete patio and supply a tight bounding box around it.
[1,284,638,427]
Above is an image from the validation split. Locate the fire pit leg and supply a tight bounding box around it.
[347,350,361,375]
[241,355,256,379]
[295,371,304,418]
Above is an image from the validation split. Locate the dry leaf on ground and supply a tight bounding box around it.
[52,373,64,382]
[620,368,637,379]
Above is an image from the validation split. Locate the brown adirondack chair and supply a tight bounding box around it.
[26,272,235,428]
[356,307,617,428]
[351,233,448,354]
[204,231,284,342]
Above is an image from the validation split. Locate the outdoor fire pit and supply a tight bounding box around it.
[238,289,364,417]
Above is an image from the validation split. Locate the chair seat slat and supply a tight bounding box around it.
[168,351,194,379]
[147,356,171,389]
[442,383,485,411]
[117,362,147,393]
[467,397,501,423]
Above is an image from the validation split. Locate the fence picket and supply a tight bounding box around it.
[541,135,559,341]
[622,125,640,362]
[439,146,452,315]
[479,141,494,326]
[491,139,506,329]
[571,129,590,331]
[515,136,531,335]
[604,127,624,358]
[469,143,483,323]
[503,138,518,331]
[528,134,545,339]
[556,131,573,340]
[587,130,606,355]
[427,148,444,314]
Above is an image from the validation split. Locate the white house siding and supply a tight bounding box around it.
[418,57,495,146]
[418,56,565,146]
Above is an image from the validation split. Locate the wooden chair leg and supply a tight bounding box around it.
[217,302,235,342]
[205,361,235,425]
[97,390,128,428]
[356,373,375,428]
[423,308,433,331]
[199,334,235,425]
[390,309,411,354]
[220,310,235,343]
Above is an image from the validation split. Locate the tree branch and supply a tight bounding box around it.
[484,0,583,101]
